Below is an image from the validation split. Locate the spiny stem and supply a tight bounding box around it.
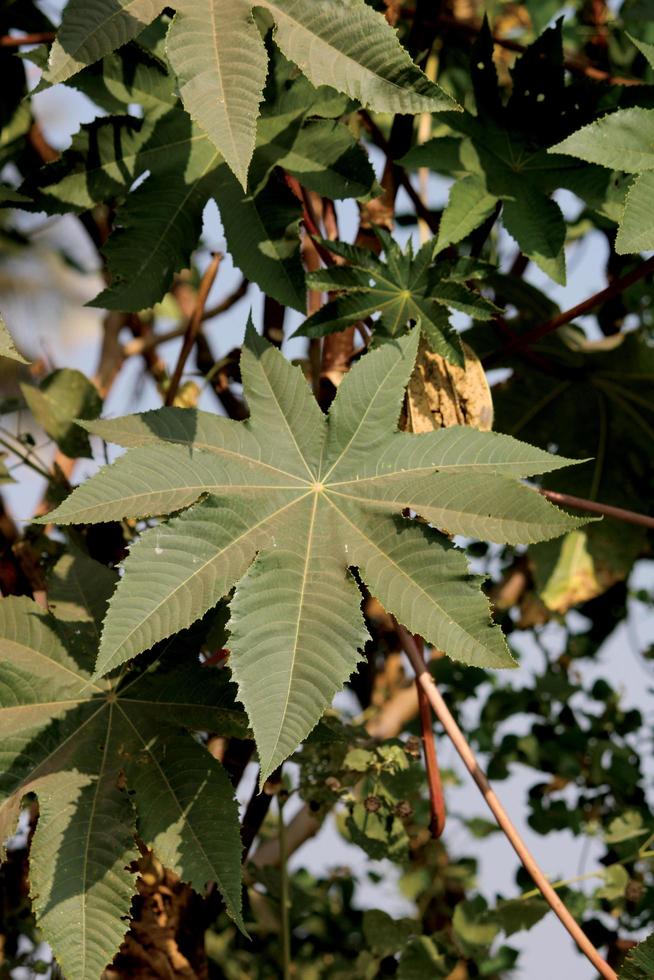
[397,625,618,980]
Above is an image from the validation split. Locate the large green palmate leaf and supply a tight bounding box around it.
[294,232,499,364]
[401,19,625,283]
[43,325,584,781]
[46,0,457,185]
[0,552,247,980]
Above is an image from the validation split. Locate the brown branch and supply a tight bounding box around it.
[359,110,440,235]
[397,625,618,980]
[165,253,222,406]
[122,278,249,360]
[486,255,654,363]
[541,490,654,530]
[202,277,248,321]
[415,638,446,838]
[284,173,336,267]
[0,32,55,47]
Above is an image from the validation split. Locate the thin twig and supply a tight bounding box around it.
[165,253,222,406]
[123,278,248,359]
[284,173,336,267]
[415,637,446,838]
[202,277,248,321]
[541,489,654,530]
[0,32,55,47]
[0,434,52,482]
[486,255,654,362]
[396,625,618,980]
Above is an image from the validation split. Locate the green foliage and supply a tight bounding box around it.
[620,933,654,979]
[295,232,499,362]
[21,369,102,459]
[1,2,654,977]
[43,327,583,779]
[551,35,654,253]
[0,553,247,976]
[46,0,456,186]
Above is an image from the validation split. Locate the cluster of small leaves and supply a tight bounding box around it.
[296,232,499,363]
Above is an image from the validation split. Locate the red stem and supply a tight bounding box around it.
[486,256,654,362]
[541,490,654,530]
[0,32,55,47]
[397,626,617,980]
[415,637,446,839]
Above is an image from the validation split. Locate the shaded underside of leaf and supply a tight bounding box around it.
[28,757,136,980]
[167,0,267,188]
[262,0,458,115]
[45,330,585,779]
[122,732,244,929]
[45,0,165,85]
[615,171,654,254]
[228,492,368,780]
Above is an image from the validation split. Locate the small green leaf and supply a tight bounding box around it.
[604,811,648,845]
[502,187,566,285]
[435,175,497,253]
[362,909,415,956]
[552,108,654,174]
[21,369,102,459]
[297,235,471,364]
[595,864,629,902]
[453,898,499,948]
[490,898,548,937]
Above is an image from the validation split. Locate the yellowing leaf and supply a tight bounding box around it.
[539,530,604,613]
